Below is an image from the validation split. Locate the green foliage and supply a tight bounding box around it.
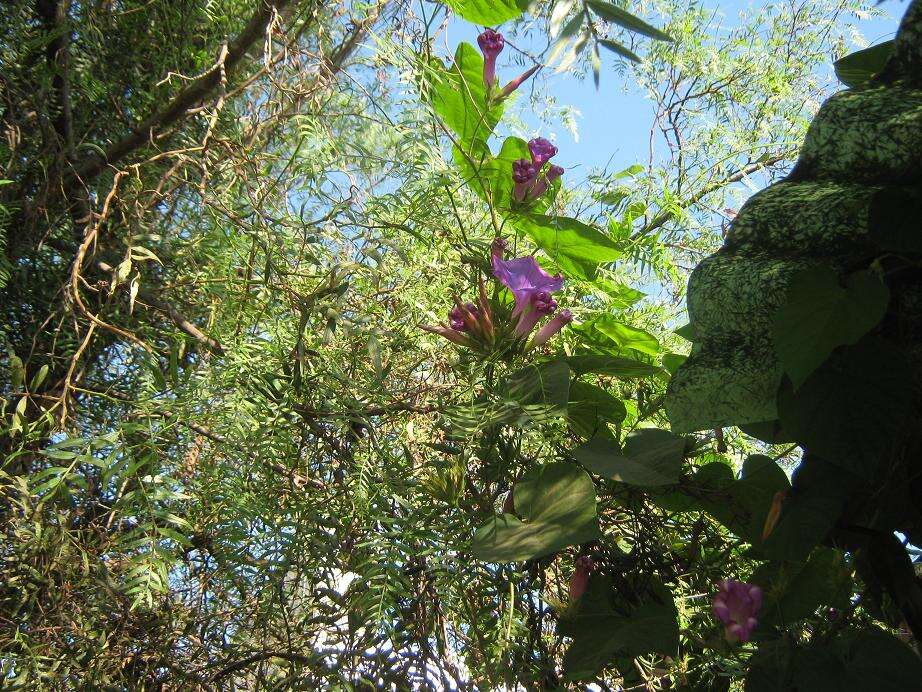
[834,39,895,88]
[471,463,600,561]
[575,428,684,486]
[1,0,910,687]
[443,0,530,25]
[773,267,889,389]
[559,576,679,681]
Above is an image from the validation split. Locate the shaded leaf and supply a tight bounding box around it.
[471,463,599,561]
[773,267,889,389]
[575,428,684,486]
[834,40,894,89]
[778,336,912,479]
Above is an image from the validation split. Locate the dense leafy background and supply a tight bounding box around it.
[1,0,918,688]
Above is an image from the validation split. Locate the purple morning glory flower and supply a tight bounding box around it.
[512,158,539,202]
[713,579,762,644]
[449,302,479,332]
[491,254,564,318]
[546,164,564,183]
[529,309,573,349]
[477,29,505,89]
[514,290,557,337]
[528,137,558,167]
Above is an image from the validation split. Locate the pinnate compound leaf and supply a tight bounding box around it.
[773,267,888,389]
[586,0,672,41]
[471,463,599,562]
[574,428,684,486]
[443,0,528,25]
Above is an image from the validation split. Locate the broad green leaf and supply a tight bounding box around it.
[575,428,684,486]
[834,40,894,89]
[586,0,672,41]
[590,315,660,356]
[450,360,570,432]
[773,267,888,389]
[843,629,922,688]
[561,576,678,680]
[778,336,912,479]
[443,0,528,25]
[471,463,600,561]
[747,628,922,692]
[502,359,570,412]
[510,213,622,280]
[762,456,855,562]
[565,353,661,378]
[662,353,686,375]
[683,456,789,545]
[752,547,851,629]
[429,43,504,147]
[673,322,696,341]
[568,381,626,437]
[868,186,922,254]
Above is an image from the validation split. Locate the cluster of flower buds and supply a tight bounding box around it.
[420,239,573,354]
[712,579,762,644]
[477,29,540,102]
[512,137,564,204]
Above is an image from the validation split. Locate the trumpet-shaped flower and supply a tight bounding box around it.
[514,290,557,337]
[528,137,558,167]
[477,29,505,89]
[713,579,762,643]
[491,254,563,318]
[498,64,539,100]
[529,309,573,349]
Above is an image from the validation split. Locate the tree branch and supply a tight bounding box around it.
[632,153,792,241]
[68,0,295,185]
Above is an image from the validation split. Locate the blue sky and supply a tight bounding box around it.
[442,0,905,172]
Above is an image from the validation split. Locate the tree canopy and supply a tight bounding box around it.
[2,0,921,688]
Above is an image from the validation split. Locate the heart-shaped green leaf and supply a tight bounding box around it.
[574,428,684,486]
[443,0,528,25]
[773,267,889,390]
[471,463,599,562]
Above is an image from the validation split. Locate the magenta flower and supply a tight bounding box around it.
[529,309,573,350]
[491,237,508,263]
[514,290,557,337]
[492,254,563,318]
[528,137,558,167]
[713,580,762,643]
[477,29,505,89]
[512,158,539,202]
[449,302,479,331]
[498,64,540,100]
[420,324,472,347]
[569,556,595,601]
